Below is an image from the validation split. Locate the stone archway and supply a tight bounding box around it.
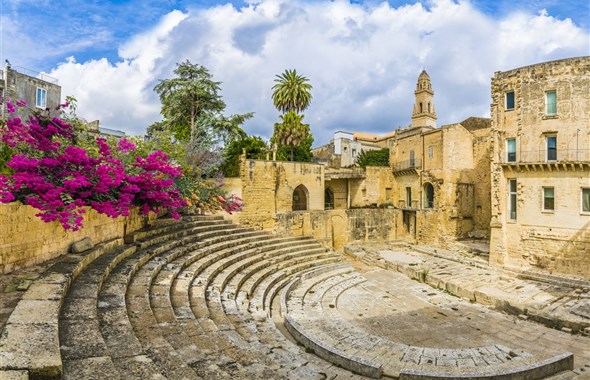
[292,185,308,211]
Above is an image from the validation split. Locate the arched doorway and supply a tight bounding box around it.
[292,185,308,211]
[424,182,434,208]
[324,188,334,210]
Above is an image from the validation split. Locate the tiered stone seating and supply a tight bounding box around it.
[0,214,577,379]
[282,267,575,379]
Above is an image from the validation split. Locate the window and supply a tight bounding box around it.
[292,185,308,211]
[546,136,557,161]
[36,88,47,109]
[406,187,412,208]
[543,187,554,211]
[546,91,557,115]
[409,150,415,167]
[324,188,334,210]
[508,179,517,220]
[506,138,516,162]
[505,91,515,110]
[428,145,434,160]
[424,183,434,208]
[419,102,423,113]
[582,188,590,213]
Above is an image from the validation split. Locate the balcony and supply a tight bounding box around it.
[500,149,590,172]
[397,200,420,210]
[393,158,421,176]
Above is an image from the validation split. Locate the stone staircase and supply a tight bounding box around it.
[0,215,579,379]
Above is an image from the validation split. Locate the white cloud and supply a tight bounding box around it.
[47,0,589,145]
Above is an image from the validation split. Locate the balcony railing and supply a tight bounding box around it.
[393,158,422,171]
[501,149,590,164]
[11,65,59,85]
[397,200,420,209]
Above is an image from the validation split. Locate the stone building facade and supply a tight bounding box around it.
[489,56,590,278]
[388,118,491,245]
[0,64,62,119]
[235,69,491,250]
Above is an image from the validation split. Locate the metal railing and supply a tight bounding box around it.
[11,65,59,85]
[393,158,422,171]
[398,200,420,209]
[501,149,590,163]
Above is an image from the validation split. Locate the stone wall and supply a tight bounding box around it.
[274,208,397,250]
[238,159,324,229]
[0,202,153,274]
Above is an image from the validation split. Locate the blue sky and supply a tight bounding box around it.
[2,0,589,145]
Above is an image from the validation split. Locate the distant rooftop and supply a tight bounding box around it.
[7,65,59,85]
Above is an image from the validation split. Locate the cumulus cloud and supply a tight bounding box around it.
[47,0,589,145]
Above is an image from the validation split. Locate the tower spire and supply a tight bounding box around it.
[411,69,437,128]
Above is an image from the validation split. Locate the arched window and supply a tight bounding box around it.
[419,102,423,113]
[292,185,308,211]
[424,183,434,208]
[325,188,334,210]
[428,102,431,113]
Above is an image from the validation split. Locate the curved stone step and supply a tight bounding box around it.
[285,267,575,379]
[125,216,231,244]
[0,238,124,379]
[59,244,156,380]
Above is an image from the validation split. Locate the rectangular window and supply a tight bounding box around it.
[508,179,517,220]
[547,136,557,161]
[582,188,590,213]
[406,187,412,208]
[428,145,434,159]
[506,138,516,162]
[36,88,47,109]
[546,90,557,115]
[409,150,415,167]
[505,91,515,110]
[543,187,554,211]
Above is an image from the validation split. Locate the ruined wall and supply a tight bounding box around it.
[324,178,348,209]
[238,159,324,229]
[0,203,152,274]
[239,160,278,229]
[274,208,397,250]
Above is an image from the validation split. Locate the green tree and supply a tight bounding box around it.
[271,111,313,162]
[275,134,313,162]
[220,136,268,177]
[154,60,251,144]
[272,69,313,114]
[355,148,390,168]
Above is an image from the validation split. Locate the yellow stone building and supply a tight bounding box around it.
[236,70,491,250]
[489,56,590,278]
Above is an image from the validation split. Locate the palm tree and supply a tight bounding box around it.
[271,69,313,114]
[271,111,311,161]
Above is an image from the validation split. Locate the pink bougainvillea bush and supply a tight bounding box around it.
[0,100,186,231]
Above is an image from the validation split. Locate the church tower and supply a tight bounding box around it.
[411,69,437,129]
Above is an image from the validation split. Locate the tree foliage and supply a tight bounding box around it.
[271,111,313,162]
[220,136,268,177]
[153,60,252,145]
[355,148,390,168]
[275,134,313,162]
[272,69,313,114]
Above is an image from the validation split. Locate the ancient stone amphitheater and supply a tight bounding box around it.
[0,215,578,379]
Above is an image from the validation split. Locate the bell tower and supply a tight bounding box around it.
[411,69,437,128]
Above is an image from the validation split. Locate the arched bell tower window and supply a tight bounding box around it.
[292,185,308,211]
[424,183,434,208]
[324,188,334,210]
